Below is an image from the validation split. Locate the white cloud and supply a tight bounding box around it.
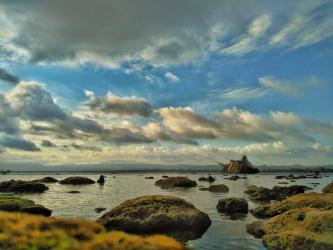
[165,71,180,83]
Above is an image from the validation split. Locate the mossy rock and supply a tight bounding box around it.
[97,195,211,241]
[217,198,248,213]
[322,181,333,193]
[155,177,197,188]
[0,211,189,250]
[208,184,229,193]
[0,180,49,193]
[59,177,95,185]
[0,195,52,216]
[263,208,333,250]
[251,193,333,218]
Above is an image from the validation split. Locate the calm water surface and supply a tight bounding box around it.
[1,173,332,250]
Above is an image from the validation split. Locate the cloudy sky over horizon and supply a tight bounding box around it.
[0,0,333,168]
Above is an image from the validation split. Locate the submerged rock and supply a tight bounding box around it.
[145,176,155,179]
[322,181,333,193]
[97,195,211,241]
[59,177,95,185]
[222,155,259,174]
[0,195,52,216]
[208,184,229,193]
[246,221,266,238]
[263,208,333,250]
[33,176,58,183]
[68,191,80,194]
[155,177,197,188]
[0,180,49,193]
[217,198,248,213]
[0,211,189,250]
[245,185,311,202]
[251,192,333,218]
[95,207,106,213]
[198,176,215,182]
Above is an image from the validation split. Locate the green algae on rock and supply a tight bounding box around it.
[97,195,211,241]
[0,211,189,250]
[0,180,49,193]
[0,195,52,216]
[251,192,333,218]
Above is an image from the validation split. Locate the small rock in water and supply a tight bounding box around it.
[198,176,216,182]
[208,184,229,193]
[246,221,266,238]
[95,207,106,213]
[68,191,80,194]
[217,198,248,213]
[97,175,105,184]
[162,175,169,178]
[145,176,154,179]
[155,177,197,188]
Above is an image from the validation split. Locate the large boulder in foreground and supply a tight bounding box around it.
[59,176,95,185]
[155,177,197,188]
[217,198,248,214]
[0,180,49,193]
[322,181,333,193]
[0,195,52,216]
[251,192,333,218]
[245,185,310,202]
[0,211,189,250]
[97,195,211,241]
[262,208,333,250]
[222,155,259,174]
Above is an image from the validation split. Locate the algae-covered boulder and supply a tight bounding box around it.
[246,221,266,238]
[0,211,189,250]
[0,180,49,193]
[262,208,333,250]
[217,198,248,213]
[208,184,229,193]
[251,192,333,218]
[0,195,52,216]
[33,176,58,183]
[97,195,211,241]
[155,177,197,188]
[60,177,95,185]
[322,181,333,193]
[245,185,310,202]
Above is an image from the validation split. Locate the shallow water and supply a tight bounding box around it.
[0,172,332,250]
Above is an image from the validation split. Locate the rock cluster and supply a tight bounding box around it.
[0,195,52,216]
[0,211,189,250]
[97,195,211,241]
[0,180,49,193]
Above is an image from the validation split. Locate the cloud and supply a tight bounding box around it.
[0,68,20,85]
[259,75,322,95]
[165,72,180,83]
[222,14,272,55]
[0,136,39,151]
[210,87,268,101]
[85,90,152,117]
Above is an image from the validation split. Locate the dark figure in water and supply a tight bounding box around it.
[97,175,105,185]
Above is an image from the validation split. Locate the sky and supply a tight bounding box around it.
[0,0,333,168]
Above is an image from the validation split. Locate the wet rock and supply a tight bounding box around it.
[322,181,333,193]
[245,185,311,202]
[277,182,289,184]
[246,221,266,238]
[145,176,154,179]
[97,195,211,241]
[59,177,95,185]
[217,198,248,213]
[97,175,105,184]
[263,208,333,250]
[250,192,333,218]
[275,175,286,179]
[155,177,197,188]
[208,184,229,193]
[226,175,240,181]
[0,195,52,216]
[162,175,169,178]
[68,191,80,194]
[198,176,215,182]
[0,180,49,193]
[33,177,58,183]
[0,211,188,250]
[95,207,106,213]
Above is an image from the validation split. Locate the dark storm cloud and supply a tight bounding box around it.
[0,136,39,151]
[0,68,20,85]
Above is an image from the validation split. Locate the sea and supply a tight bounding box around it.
[0,172,332,250]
